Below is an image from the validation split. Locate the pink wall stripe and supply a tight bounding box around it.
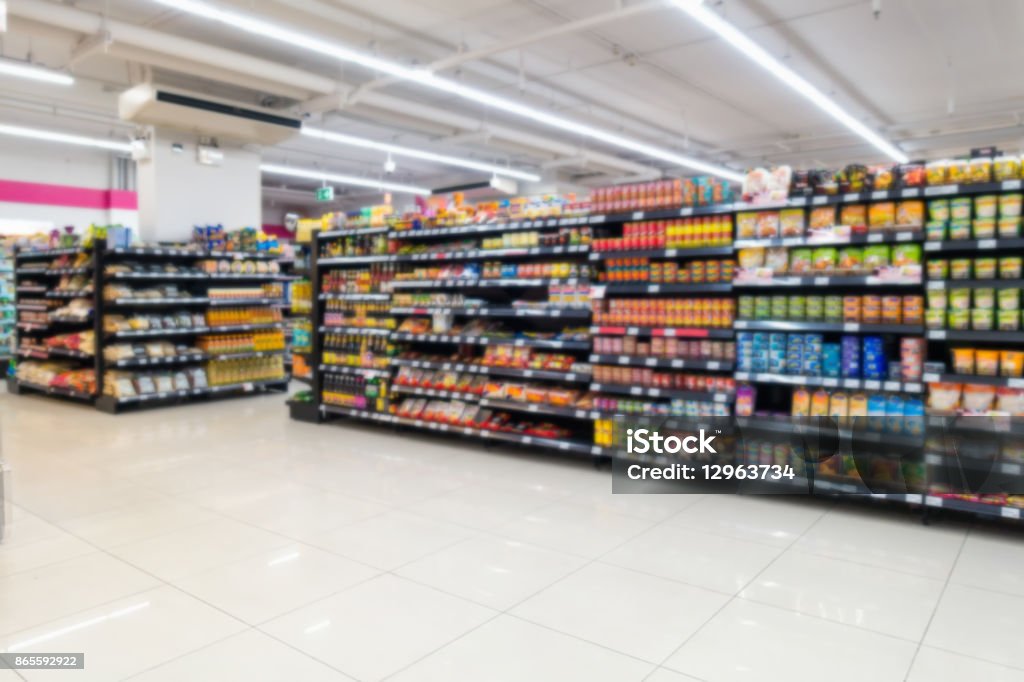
[0,179,138,211]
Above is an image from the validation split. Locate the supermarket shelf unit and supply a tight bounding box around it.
[730,180,1024,521]
[8,241,290,412]
[7,244,100,401]
[305,225,605,456]
[291,188,1024,520]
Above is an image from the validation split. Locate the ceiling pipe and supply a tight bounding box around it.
[347,0,666,105]
[355,90,658,177]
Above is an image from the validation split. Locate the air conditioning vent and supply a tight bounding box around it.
[119,84,301,145]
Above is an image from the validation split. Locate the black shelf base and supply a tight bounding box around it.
[95,380,289,414]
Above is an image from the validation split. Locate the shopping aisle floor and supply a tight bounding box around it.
[1,388,1023,682]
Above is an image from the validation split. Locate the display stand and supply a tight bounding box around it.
[290,185,1024,522]
[11,240,291,413]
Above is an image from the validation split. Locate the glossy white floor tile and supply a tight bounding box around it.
[906,646,1024,682]
[664,599,918,682]
[129,630,353,681]
[950,528,1024,598]
[510,562,728,663]
[668,495,830,547]
[261,574,495,681]
[400,484,552,531]
[490,500,657,558]
[395,535,587,610]
[306,510,476,571]
[924,583,1024,669]
[2,389,1024,681]
[388,615,652,682]
[791,507,967,579]
[738,550,945,640]
[0,530,96,579]
[171,543,379,625]
[0,586,246,681]
[601,523,782,595]
[107,518,293,582]
[0,553,161,636]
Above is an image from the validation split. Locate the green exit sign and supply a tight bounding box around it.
[316,186,334,202]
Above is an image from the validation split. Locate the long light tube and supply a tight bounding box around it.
[260,163,432,196]
[147,0,744,182]
[301,127,540,182]
[0,123,131,152]
[0,58,74,86]
[670,0,907,163]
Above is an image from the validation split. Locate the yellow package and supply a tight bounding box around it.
[896,200,925,227]
[792,388,811,417]
[869,202,896,230]
[810,389,831,417]
[737,213,758,240]
[829,391,849,422]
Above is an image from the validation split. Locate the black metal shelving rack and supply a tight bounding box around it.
[302,223,604,456]
[8,244,100,402]
[289,186,1024,521]
[9,240,291,412]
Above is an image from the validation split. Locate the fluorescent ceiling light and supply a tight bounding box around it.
[147,0,744,183]
[0,123,131,152]
[0,58,74,86]
[670,0,908,164]
[260,163,432,196]
[302,126,541,182]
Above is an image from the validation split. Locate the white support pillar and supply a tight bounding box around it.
[136,128,261,243]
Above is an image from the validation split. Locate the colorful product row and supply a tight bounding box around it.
[737,244,922,275]
[598,258,734,284]
[927,257,1022,281]
[592,217,733,251]
[738,295,924,325]
[737,333,924,382]
[948,348,1024,377]
[591,336,735,361]
[591,366,734,393]
[592,298,736,328]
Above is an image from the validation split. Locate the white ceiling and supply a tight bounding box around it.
[3,0,1024,210]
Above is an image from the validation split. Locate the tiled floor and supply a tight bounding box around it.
[0,387,1023,681]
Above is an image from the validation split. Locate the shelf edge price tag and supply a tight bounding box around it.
[1003,180,1022,191]
[1001,507,1022,520]
[978,239,997,250]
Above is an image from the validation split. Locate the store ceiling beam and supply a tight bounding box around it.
[66,30,112,68]
[7,0,337,97]
[346,0,666,105]
[355,89,658,178]
[434,130,493,147]
[541,155,590,170]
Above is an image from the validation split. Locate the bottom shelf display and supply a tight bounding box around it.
[14,361,96,399]
[319,402,604,455]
